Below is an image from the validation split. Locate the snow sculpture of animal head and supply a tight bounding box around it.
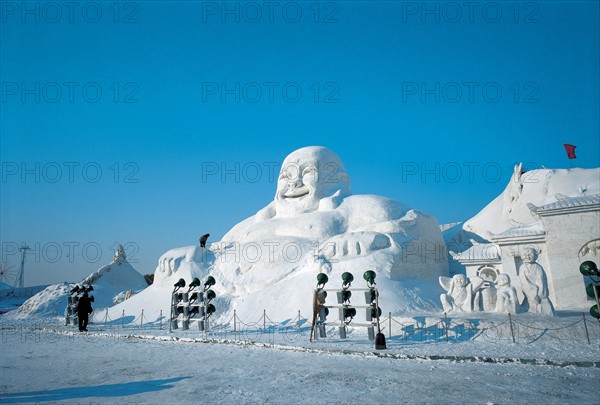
[274,146,351,218]
[506,163,524,205]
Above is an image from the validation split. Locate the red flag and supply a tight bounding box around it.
[563,144,576,159]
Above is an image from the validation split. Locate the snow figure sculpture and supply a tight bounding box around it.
[207,146,448,318]
[476,284,497,312]
[518,248,555,315]
[439,274,484,313]
[113,244,126,265]
[494,274,519,314]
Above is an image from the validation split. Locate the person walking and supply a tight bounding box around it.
[77,292,93,332]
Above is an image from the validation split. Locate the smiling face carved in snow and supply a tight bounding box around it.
[274,146,351,218]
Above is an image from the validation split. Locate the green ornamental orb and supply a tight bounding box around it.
[204,276,216,287]
[363,270,376,284]
[317,273,329,285]
[342,272,354,285]
[591,304,600,319]
[206,290,216,301]
[579,261,599,277]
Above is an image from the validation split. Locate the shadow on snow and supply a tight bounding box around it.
[0,376,191,403]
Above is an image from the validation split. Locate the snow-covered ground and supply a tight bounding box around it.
[1,312,599,404]
[1,155,598,404]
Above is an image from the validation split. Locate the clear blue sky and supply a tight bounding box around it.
[1,1,598,285]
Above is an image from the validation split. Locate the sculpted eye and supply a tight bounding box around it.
[280,162,302,183]
[302,165,318,181]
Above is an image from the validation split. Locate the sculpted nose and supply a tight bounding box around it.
[288,176,302,188]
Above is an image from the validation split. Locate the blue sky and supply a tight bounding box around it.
[1,1,599,285]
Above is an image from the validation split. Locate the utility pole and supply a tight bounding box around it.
[15,245,30,288]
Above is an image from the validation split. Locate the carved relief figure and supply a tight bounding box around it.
[494,274,519,314]
[439,274,484,313]
[518,248,554,315]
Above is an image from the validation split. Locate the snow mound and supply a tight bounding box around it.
[8,258,148,319]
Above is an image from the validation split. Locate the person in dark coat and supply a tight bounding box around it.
[77,292,93,332]
[199,233,210,248]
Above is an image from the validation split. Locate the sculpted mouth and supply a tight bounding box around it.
[283,187,310,199]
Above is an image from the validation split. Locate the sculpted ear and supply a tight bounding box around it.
[514,163,523,182]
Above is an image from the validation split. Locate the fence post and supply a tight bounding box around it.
[508,313,515,343]
[582,312,590,344]
[444,312,449,342]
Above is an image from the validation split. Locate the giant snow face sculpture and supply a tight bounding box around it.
[212,145,447,286]
[151,146,448,320]
[273,146,351,218]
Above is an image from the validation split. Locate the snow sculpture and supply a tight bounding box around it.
[475,283,497,312]
[579,238,600,257]
[113,244,126,265]
[212,146,447,288]
[202,146,448,317]
[518,248,554,315]
[439,274,484,313]
[153,246,205,285]
[494,274,519,314]
[505,163,524,206]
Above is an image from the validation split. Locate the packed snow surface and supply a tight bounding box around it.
[1,313,599,404]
